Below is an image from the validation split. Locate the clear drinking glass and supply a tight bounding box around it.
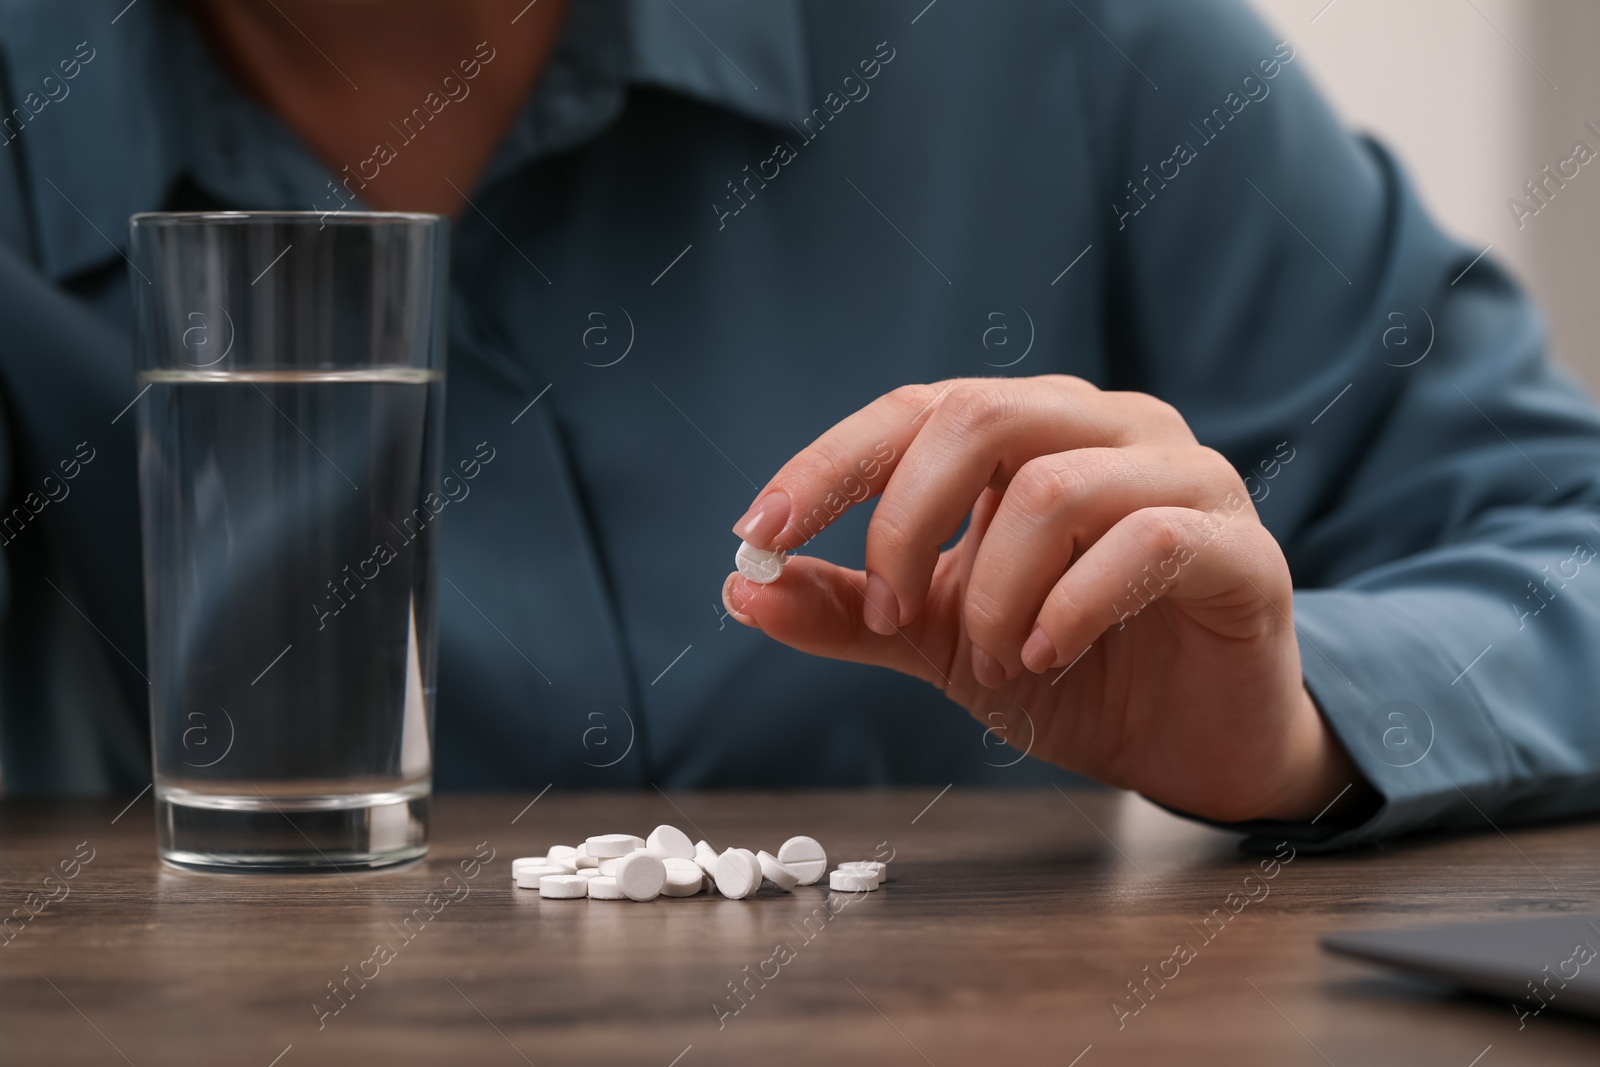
[129,212,449,871]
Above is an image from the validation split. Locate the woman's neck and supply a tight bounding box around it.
[186,0,569,214]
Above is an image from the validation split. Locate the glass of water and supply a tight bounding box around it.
[129,212,449,871]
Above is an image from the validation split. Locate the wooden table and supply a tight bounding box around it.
[3,788,1598,1066]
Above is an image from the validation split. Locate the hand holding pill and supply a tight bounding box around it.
[723,376,1373,826]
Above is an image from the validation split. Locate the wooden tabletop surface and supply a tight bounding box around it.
[2,787,1598,1066]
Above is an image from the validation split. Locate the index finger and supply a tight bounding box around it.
[731,381,959,552]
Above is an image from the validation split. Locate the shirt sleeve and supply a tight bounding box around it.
[1082,0,1600,849]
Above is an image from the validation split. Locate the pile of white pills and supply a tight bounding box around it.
[511,826,889,902]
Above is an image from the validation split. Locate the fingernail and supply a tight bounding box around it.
[1021,626,1056,673]
[733,490,791,548]
[863,572,900,636]
[723,574,755,617]
[971,645,1007,688]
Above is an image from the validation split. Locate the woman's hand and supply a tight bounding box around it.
[723,376,1365,824]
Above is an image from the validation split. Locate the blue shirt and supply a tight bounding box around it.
[4,0,1600,851]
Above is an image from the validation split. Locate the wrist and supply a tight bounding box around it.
[1257,686,1378,824]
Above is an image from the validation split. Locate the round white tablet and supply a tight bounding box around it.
[777,836,827,885]
[662,859,705,897]
[539,874,589,898]
[512,856,550,874]
[756,850,799,892]
[714,848,761,899]
[597,857,622,876]
[587,875,627,900]
[574,845,598,869]
[829,869,876,892]
[514,864,566,889]
[646,824,695,860]
[732,848,760,880]
[694,840,720,872]
[838,860,888,882]
[735,541,786,584]
[843,866,882,888]
[614,852,666,901]
[586,834,638,859]
[567,867,601,880]
[546,845,578,862]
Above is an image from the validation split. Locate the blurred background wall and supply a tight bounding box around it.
[1247,0,1600,393]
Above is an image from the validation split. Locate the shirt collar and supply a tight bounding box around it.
[0,0,811,281]
[0,0,189,280]
[625,0,811,130]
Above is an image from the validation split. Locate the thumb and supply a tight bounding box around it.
[722,557,959,689]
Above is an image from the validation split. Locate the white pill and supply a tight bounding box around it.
[567,867,601,880]
[587,875,627,900]
[777,836,827,885]
[586,834,638,859]
[514,864,567,888]
[546,845,578,862]
[735,541,786,584]
[714,848,761,899]
[539,874,589,898]
[646,824,696,860]
[840,866,882,888]
[829,869,876,892]
[598,857,622,876]
[756,850,799,892]
[574,845,598,869]
[738,848,764,894]
[512,856,551,874]
[662,859,705,897]
[614,852,666,901]
[839,860,888,882]
[694,840,721,873]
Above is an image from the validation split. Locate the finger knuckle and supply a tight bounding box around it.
[868,501,917,557]
[1119,392,1189,435]
[888,381,942,414]
[962,585,1009,642]
[1010,454,1094,516]
[1193,445,1247,495]
[1131,509,1187,558]
[1144,394,1185,427]
[1041,373,1099,395]
[941,381,1022,438]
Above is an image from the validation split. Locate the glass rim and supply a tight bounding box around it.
[129,210,447,227]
